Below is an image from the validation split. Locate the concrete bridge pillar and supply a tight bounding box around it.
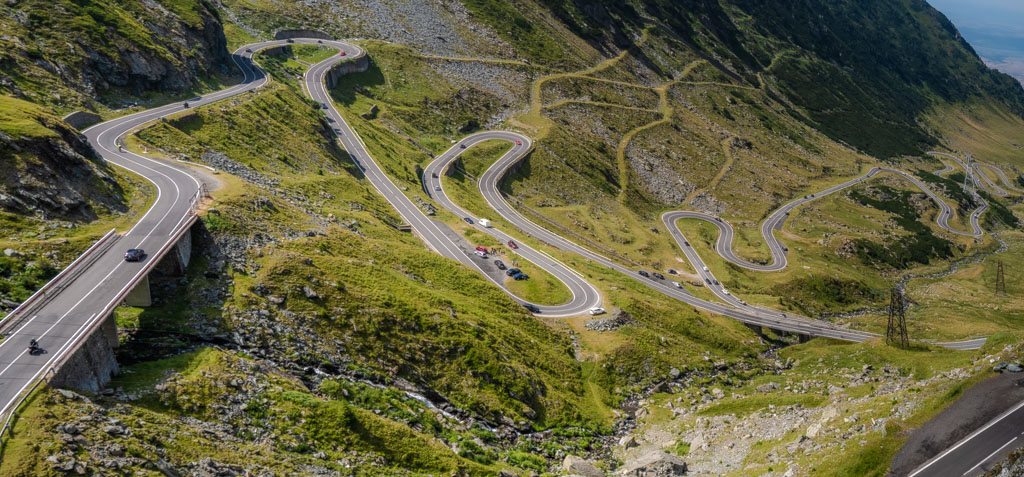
[768,328,788,338]
[124,275,152,307]
[50,313,119,392]
[798,334,811,343]
[745,323,764,337]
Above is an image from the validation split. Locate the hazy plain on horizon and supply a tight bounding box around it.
[929,0,1024,85]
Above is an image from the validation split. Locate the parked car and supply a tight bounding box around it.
[667,269,678,275]
[638,270,650,277]
[464,217,474,224]
[507,240,518,249]
[652,272,665,280]
[124,249,144,262]
[506,268,521,277]
[513,272,529,280]
[474,250,487,258]
[475,246,488,253]
[494,260,506,270]
[589,307,606,316]
[523,303,540,313]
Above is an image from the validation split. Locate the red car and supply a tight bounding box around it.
[475,246,488,253]
[514,139,522,145]
[507,240,518,249]
[339,51,347,56]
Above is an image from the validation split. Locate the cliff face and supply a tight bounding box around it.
[0,0,231,110]
[0,96,124,220]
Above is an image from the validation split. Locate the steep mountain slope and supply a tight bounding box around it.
[0,0,231,111]
[1,0,1023,475]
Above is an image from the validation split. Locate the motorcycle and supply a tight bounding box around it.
[28,339,41,355]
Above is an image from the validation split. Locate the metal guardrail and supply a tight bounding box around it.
[0,216,198,456]
[0,229,119,337]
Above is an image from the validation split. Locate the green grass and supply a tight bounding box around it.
[0,96,60,139]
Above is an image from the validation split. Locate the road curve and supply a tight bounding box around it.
[663,164,988,275]
[302,49,600,317]
[472,131,994,349]
[421,132,603,314]
[0,41,323,424]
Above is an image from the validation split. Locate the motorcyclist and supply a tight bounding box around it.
[28,339,38,351]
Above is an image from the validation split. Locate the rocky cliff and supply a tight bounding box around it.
[0,96,125,220]
[0,0,232,111]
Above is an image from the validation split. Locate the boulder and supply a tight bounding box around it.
[617,450,687,476]
[563,455,604,477]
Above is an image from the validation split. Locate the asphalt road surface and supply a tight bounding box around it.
[303,51,602,317]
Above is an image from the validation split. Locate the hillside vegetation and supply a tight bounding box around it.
[0,0,1023,475]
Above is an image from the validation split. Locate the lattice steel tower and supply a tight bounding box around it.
[887,288,909,348]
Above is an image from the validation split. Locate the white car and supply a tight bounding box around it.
[588,307,606,315]
[702,266,709,272]
[474,250,487,258]
[722,290,730,295]
[674,281,683,289]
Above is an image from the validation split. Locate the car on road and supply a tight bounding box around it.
[494,260,506,270]
[514,139,521,145]
[589,307,606,315]
[317,39,323,43]
[434,186,441,191]
[124,249,144,262]
[705,278,711,284]
[523,303,540,313]
[506,268,521,277]
[702,266,709,271]
[246,48,252,53]
[339,51,346,56]
[652,272,665,280]
[460,143,467,149]
[713,279,718,285]
[513,272,529,280]
[183,102,190,108]
[684,241,690,246]
[321,103,328,109]
[286,38,294,43]
[638,270,650,277]
[722,290,730,295]
[464,217,474,224]
[431,172,438,178]
[507,240,518,249]
[674,281,683,289]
